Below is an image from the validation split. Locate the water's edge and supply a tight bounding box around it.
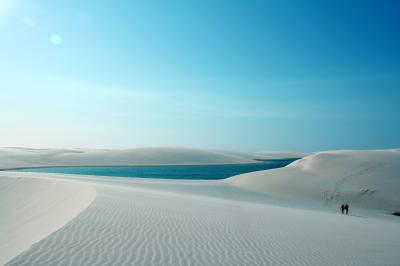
[9,159,298,180]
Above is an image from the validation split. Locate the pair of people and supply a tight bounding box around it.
[340,204,349,215]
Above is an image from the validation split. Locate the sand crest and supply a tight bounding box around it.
[226,149,400,212]
[0,174,96,265]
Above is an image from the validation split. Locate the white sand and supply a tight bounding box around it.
[0,174,96,265]
[1,148,399,265]
[254,151,309,159]
[0,147,273,169]
[227,149,400,213]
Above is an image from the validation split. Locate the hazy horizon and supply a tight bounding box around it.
[1,1,400,151]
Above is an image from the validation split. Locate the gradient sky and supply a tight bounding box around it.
[1,0,400,151]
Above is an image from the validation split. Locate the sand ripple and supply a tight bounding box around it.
[6,181,400,266]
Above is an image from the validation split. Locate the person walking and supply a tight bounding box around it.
[344,204,349,215]
[340,204,345,214]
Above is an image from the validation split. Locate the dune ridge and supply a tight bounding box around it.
[226,149,400,213]
[0,174,96,265]
[0,147,304,170]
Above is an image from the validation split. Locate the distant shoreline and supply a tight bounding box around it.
[0,158,300,171]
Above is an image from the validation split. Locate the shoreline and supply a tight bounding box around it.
[0,158,301,171]
[0,158,300,171]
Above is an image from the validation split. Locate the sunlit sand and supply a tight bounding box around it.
[1,148,399,265]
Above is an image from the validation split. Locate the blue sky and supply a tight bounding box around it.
[1,0,399,151]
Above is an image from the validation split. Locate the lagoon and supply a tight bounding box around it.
[14,159,296,180]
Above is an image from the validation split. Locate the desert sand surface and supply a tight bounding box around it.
[227,149,400,213]
[0,174,95,265]
[0,147,304,170]
[0,149,399,265]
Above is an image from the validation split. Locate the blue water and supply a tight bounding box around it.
[15,159,297,180]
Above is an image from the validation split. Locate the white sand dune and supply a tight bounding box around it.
[0,147,271,170]
[1,172,399,266]
[1,148,399,265]
[0,174,96,265]
[254,151,309,159]
[227,149,400,213]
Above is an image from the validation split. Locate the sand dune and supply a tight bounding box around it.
[227,149,400,213]
[0,147,270,170]
[0,174,96,265]
[1,148,399,265]
[253,151,309,159]
[0,171,398,266]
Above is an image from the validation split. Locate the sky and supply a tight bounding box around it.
[0,0,400,152]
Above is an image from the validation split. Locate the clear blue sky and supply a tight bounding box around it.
[1,0,399,151]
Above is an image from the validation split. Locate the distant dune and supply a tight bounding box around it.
[226,149,400,213]
[254,151,309,159]
[0,147,304,170]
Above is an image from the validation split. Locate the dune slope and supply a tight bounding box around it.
[2,172,399,266]
[0,147,307,170]
[0,174,96,265]
[0,147,262,169]
[226,149,400,213]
